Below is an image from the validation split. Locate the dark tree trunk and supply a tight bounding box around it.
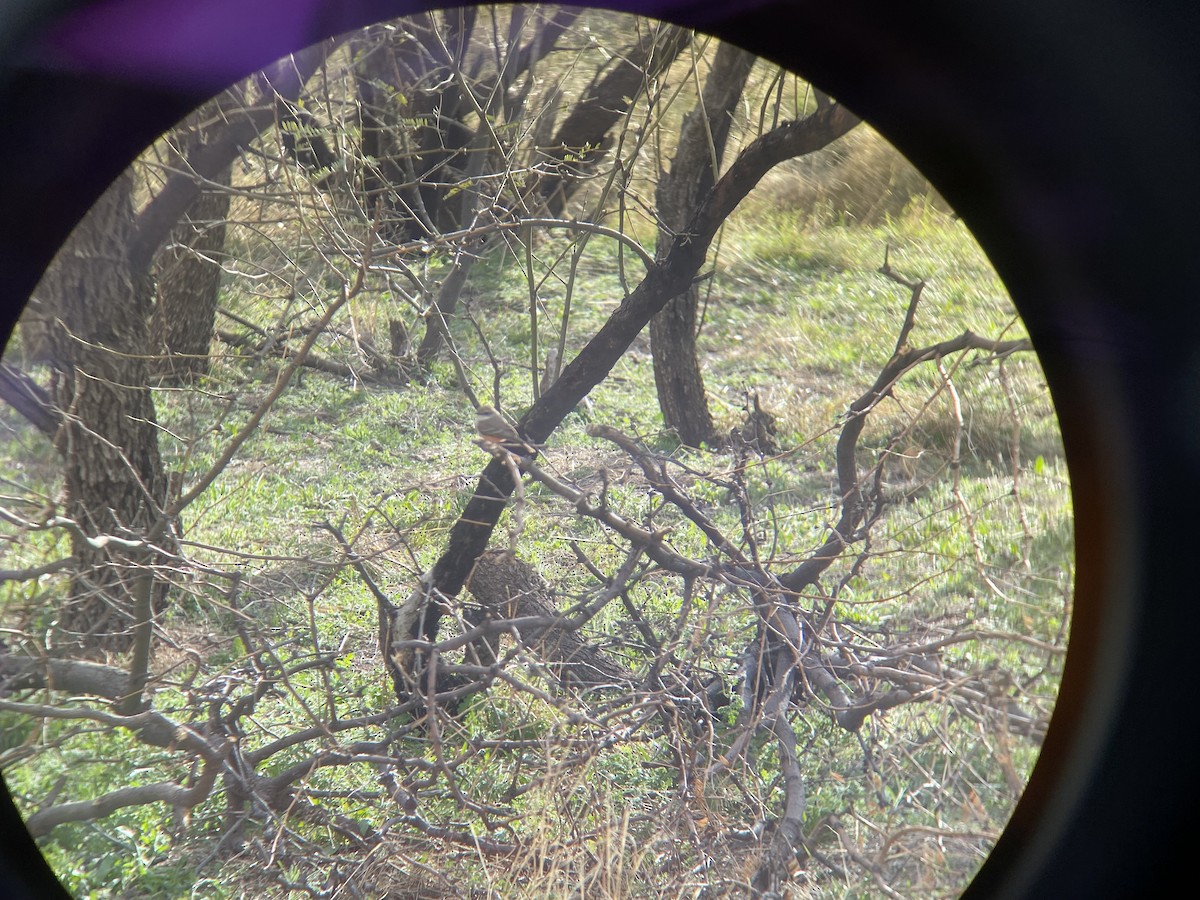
[151,98,234,382]
[128,41,334,275]
[352,11,595,369]
[650,279,715,447]
[3,45,333,653]
[353,9,581,241]
[151,180,229,381]
[539,24,691,216]
[40,170,168,653]
[387,102,861,700]
[353,14,478,241]
[650,43,757,447]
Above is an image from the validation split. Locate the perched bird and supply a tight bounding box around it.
[475,404,528,453]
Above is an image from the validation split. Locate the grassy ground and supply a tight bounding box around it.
[1,122,1071,897]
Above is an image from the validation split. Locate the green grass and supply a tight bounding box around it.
[1,146,1070,899]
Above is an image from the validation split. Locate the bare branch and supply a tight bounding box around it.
[0,363,59,437]
[23,747,225,837]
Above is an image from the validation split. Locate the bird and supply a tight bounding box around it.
[475,404,529,453]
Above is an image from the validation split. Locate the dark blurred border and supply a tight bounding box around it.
[2,2,1197,898]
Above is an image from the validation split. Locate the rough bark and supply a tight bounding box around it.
[650,42,757,447]
[353,11,581,366]
[11,49,329,385]
[151,97,234,382]
[38,170,168,653]
[4,47,336,652]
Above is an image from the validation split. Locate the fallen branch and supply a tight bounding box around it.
[23,744,226,838]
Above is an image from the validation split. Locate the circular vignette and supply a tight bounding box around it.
[1,2,1197,898]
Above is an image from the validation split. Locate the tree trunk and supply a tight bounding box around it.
[650,280,715,447]
[539,23,691,216]
[40,170,168,653]
[352,14,478,241]
[151,180,229,381]
[151,102,233,382]
[388,103,861,700]
[6,48,333,653]
[650,43,756,447]
[128,41,334,275]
